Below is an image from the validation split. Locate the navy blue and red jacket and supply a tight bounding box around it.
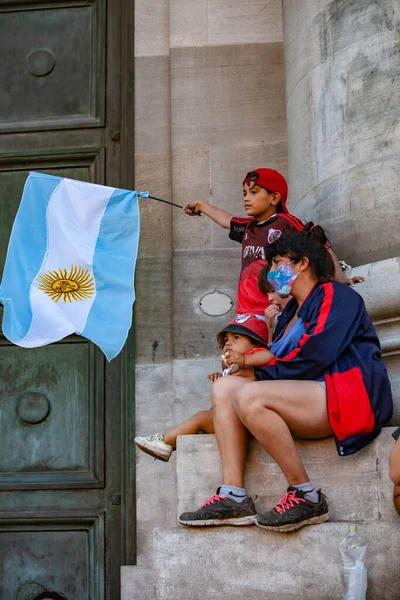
[254,281,393,456]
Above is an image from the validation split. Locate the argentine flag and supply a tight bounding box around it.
[0,172,140,360]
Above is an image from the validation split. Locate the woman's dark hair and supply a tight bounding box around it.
[33,592,68,600]
[258,263,274,295]
[264,222,334,282]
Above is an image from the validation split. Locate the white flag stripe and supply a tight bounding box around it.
[19,179,114,346]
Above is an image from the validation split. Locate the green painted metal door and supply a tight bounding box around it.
[0,1,135,598]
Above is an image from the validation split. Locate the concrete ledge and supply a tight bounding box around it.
[176,427,398,522]
[153,522,400,600]
[121,566,155,600]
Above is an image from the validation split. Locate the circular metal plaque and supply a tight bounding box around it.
[17,392,50,425]
[199,290,233,316]
[27,49,56,77]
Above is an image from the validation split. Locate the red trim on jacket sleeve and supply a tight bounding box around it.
[314,282,334,334]
[326,367,375,440]
[268,334,310,366]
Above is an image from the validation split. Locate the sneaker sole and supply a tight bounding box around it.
[256,512,329,532]
[179,515,256,527]
[135,442,171,462]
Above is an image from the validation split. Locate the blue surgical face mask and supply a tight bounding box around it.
[267,261,300,298]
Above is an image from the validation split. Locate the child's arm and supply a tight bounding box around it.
[184,201,233,229]
[328,247,365,286]
[224,349,274,368]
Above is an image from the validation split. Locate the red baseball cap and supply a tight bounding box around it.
[217,314,269,349]
[243,168,288,214]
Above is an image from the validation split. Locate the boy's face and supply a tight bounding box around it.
[222,331,256,355]
[267,290,290,311]
[243,182,279,221]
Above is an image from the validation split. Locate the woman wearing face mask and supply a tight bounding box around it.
[179,225,393,532]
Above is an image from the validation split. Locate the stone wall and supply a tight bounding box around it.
[133,0,400,571]
[134,0,288,565]
[282,0,400,265]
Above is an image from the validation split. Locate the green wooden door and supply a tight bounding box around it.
[0,1,135,598]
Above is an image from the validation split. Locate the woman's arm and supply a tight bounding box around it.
[256,283,364,381]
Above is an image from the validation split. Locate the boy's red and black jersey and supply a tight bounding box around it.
[229,214,304,314]
[254,281,393,456]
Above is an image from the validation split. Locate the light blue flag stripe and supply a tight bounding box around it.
[0,172,61,340]
[81,187,140,360]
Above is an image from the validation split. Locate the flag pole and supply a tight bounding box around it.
[138,192,184,209]
[138,192,201,215]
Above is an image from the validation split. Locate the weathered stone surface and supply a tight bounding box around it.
[171,43,286,147]
[153,522,400,599]
[135,56,171,154]
[135,0,170,57]
[172,248,239,359]
[121,566,155,600]
[176,428,398,523]
[135,152,172,259]
[170,0,208,48]
[208,0,283,46]
[135,256,173,364]
[135,364,177,565]
[283,0,400,265]
[172,145,212,252]
[173,358,219,424]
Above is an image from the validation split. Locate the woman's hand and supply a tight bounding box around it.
[207,372,222,383]
[223,350,245,367]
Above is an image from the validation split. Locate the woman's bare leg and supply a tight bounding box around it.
[211,376,253,487]
[234,380,332,484]
[164,409,214,447]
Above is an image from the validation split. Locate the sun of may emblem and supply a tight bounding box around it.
[37,265,95,303]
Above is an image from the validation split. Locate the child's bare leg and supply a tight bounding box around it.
[164,409,214,447]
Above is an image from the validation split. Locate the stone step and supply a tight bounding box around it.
[152,521,400,600]
[124,519,400,599]
[176,427,398,523]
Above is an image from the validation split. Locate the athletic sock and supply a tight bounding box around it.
[218,485,247,503]
[292,481,319,503]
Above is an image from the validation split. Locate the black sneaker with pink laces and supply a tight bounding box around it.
[179,488,257,527]
[256,486,329,532]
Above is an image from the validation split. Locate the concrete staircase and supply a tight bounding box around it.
[122,427,400,599]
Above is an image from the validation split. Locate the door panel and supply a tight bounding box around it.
[0,0,105,132]
[0,342,104,489]
[0,0,135,597]
[0,513,104,599]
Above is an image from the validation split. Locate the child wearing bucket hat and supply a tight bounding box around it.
[134,315,273,462]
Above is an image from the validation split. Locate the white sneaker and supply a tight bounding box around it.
[134,433,173,462]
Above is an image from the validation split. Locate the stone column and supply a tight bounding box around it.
[282,0,400,266]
